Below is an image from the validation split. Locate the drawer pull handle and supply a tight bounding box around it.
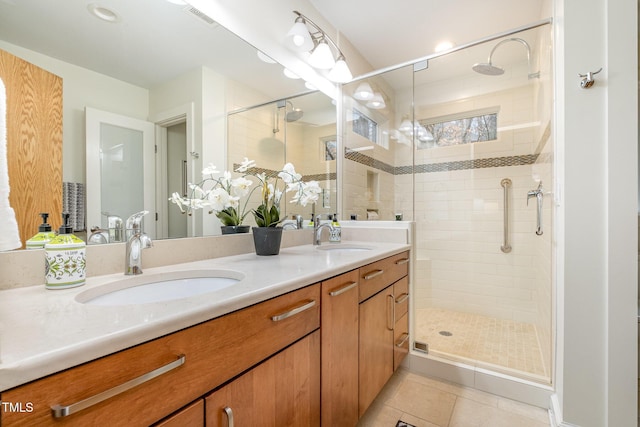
[363,269,384,280]
[329,281,357,297]
[395,333,410,347]
[387,294,395,331]
[51,354,186,418]
[395,293,410,304]
[224,406,235,427]
[271,299,316,322]
[395,258,410,265]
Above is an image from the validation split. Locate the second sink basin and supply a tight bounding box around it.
[76,270,244,306]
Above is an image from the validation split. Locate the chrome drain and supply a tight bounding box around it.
[439,330,453,336]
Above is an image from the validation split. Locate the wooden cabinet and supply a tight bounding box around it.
[1,284,320,426]
[154,400,204,427]
[320,270,360,427]
[393,276,410,371]
[358,251,410,417]
[206,331,320,427]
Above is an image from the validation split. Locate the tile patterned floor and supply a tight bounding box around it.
[414,308,548,380]
[358,369,551,427]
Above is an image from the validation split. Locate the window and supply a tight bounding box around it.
[420,108,498,148]
[352,109,378,144]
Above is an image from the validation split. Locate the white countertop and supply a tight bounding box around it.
[0,241,409,391]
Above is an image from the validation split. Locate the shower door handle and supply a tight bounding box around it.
[527,182,544,236]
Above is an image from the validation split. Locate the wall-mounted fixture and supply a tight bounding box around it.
[284,10,353,83]
[472,37,540,79]
[578,68,602,89]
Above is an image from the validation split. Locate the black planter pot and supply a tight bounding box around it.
[252,227,283,256]
[220,225,251,235]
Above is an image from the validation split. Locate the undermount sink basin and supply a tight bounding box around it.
[76,270,244,306]
[316,244,372,252]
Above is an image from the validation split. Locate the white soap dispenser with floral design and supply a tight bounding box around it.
[44,213,86,289]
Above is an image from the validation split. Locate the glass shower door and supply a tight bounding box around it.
[411,25,553,383]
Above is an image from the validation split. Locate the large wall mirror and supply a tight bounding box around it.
[0,0,336,248]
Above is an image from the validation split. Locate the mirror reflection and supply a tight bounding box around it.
[0,0,335,248]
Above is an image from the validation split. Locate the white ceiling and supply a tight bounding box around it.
[0,0,550,100]
[310,0,549,72]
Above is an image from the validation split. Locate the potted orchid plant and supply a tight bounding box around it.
[170,158,321,253]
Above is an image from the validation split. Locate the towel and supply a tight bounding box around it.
[0,77,22,251]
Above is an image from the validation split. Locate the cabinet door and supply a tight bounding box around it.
[321,270,359,427]
[358,287,394,417]
[206,331,320,427]
[154,400,204,427]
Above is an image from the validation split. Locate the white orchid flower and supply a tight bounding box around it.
[231,177,253,197]
[169,192,186,212]
[220,171,232,187]
[278,163,301,183]
[235,157,256,173]
[208,188,230,212]
[202,163,219,176]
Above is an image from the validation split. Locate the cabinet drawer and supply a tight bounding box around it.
[393,312,410,371]
[1,284,320,426]
[359,251,409,302]
[394,276,409,320]
[154,399,204,427]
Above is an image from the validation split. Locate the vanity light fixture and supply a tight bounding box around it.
[366,93,386,109]
[283,68,301,79]
[285,11,353,83]
[353,82,374,101]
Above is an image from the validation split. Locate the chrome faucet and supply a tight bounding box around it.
[282,215,304,230]
[125,211,152,275]
[313,214,335,246]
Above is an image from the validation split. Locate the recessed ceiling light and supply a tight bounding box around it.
[435,41,454,52]
[87,3,120,23]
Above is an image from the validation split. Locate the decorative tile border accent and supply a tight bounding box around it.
[344,150,395,174]
[345,149,547,175]
[233,164,336,182]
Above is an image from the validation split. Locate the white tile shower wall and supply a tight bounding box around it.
[413,165,544,324]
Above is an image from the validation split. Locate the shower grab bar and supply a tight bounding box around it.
[500,178,512,253]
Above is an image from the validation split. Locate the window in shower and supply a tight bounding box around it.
[420,107,499,148]
[352,108,378,144]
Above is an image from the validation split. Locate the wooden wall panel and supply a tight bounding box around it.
[0,49,63,248]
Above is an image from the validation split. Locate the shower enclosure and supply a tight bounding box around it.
[227,91,338,225]
[341,22,553,384]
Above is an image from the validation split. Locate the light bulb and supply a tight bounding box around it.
[327,57,353,83]
[308,40,335,70]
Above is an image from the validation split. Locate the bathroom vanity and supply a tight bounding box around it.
[0,242,410,426]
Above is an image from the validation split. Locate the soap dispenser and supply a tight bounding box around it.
[44,213,86,289]
[26,213,57,249]
[329,213,342,243]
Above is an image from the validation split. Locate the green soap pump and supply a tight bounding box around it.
[44,213,86,289]
[26,213,57,249]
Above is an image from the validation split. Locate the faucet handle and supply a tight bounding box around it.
[126,210,149,231]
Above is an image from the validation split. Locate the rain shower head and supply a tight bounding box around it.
[285,101,304,122]
[472,37,539,79]
[471,62,505,76]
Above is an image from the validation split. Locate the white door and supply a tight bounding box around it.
[85,107,155,238]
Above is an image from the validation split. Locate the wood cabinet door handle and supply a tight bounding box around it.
[270,299,316,322]
[329,281,357,297]
[51,354,185,418]
[224,406,234,427]
[395,293,409,304]
[363,269,384,280]
[395,258,410,265]
[395,333,410,348]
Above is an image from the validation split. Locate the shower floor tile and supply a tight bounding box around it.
[415,307,548,380]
